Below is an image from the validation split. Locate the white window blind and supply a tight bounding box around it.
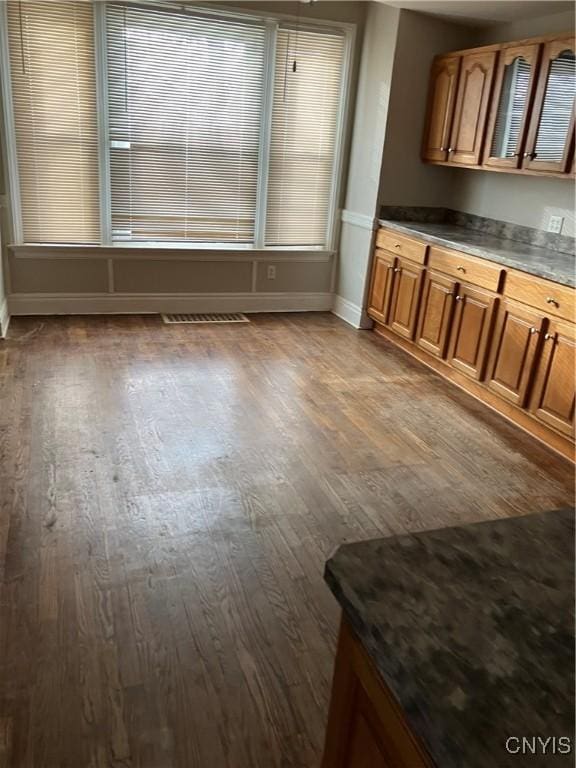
[490,57,531,158]
[106,4,266,242]
[265,27,345,247]
[6,0,100,243]
[534,50,576,162]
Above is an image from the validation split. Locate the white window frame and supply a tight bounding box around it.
[0,0,356,252]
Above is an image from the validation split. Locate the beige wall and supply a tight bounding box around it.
[378,10,476,208]
[334,2,401,320]
[334,6,476,321]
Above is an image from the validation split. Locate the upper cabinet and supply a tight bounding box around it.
[422,33,575,178]
[422,55,461,162]
[483,44,540,169]
[449,51,497,165]
[523,37,576,173]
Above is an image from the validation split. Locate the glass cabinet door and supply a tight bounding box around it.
[524,38,576,173]
[484,44,540,168]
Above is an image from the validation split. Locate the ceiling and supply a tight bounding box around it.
[379,0,574,26]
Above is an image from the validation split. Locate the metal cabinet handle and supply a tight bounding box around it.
[544,333,554,341]
[546,297,559,307]
[394,267,402,273]
[455,295,464,302]
[456,265,466,273]
[529,327,539,334]
[394,243,401,248]
[523,151,537,160]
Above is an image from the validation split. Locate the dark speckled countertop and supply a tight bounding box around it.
[378,219,576,287]
[325,508,575,768]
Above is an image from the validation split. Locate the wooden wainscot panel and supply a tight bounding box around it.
[428,246,504,292]
[504,270,576,323]
[376,229,428,265]
[529,318,576,438]
[321,619,432,768]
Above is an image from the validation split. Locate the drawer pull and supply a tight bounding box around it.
[546,297,559,307]
[455,295,464,302]
[394,243,401,248]
[529,327,539,335]
[456,265,466,273]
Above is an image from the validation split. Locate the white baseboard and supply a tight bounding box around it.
[7,291,333,316]
[331,295,372,329]
[0,296,9,338]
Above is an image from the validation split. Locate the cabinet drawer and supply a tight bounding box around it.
[504,271,575,323]
[376,229,428,264]
[428,246,503,292]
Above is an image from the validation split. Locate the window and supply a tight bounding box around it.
[5,0,100,243]
[266,28,345,247]
[2,1,350,248]
[106,4,265,242]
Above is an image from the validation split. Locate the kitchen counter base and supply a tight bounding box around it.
[373,321,574,462]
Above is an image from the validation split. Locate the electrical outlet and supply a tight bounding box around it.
[267,265,276,280]
[547,215,564,234]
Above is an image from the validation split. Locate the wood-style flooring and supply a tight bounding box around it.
[0,313,572,768]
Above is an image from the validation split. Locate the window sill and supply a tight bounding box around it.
[9,242,335,261]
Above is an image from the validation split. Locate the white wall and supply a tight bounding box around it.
[448,8,576,237]
[333,2,401,326]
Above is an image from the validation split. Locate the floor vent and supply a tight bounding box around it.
[161,312,250,324]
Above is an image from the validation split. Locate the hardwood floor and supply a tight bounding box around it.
[0,313,572,768]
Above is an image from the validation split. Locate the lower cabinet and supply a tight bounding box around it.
[321,619,431,768]
[529,319,576,438]
[367,227,576,459]
[447,284,497,380]
[416,270,456,357]
[487,300,545,407]
[388,257,425,340]
[368,249,395,325]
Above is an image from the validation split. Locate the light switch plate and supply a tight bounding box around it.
[547,215,564,234]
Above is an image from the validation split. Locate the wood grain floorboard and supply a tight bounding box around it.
[0,312,572,768]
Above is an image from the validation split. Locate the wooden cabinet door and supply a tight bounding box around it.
[447,284,497,380]
[487,300,545,406]
[367,250,396,325]
[388,258,425,341]
[529,319,575,437]
[523,38,576,173]
[416,270,457,358]
[448,50,497,165]
[422,55,461,162]
[322,620,431,768]
[483,43,541,169]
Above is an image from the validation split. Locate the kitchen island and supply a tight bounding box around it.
[322,508,575,767]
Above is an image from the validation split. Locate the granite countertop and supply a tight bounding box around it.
[378,219,576,287]
[325,508,575,768]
